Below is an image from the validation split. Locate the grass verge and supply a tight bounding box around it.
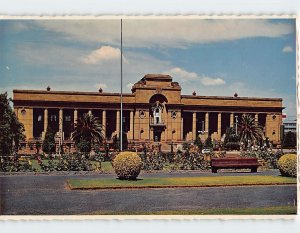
[83,206,297,215]
[68,175,296,190]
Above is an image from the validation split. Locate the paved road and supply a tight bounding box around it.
[0,171,297,215]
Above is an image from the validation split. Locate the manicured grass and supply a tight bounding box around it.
[68,175,296,190]
[83,206,297,215]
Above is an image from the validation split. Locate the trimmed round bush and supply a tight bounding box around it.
[278,154,297,177]
[113,152,142,180]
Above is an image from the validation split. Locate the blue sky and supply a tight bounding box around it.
[0,19,296,117]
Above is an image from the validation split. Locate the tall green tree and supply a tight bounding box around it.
[238,114,264,149]
[204,136,213,148]
[71,113,104,152]
[283,131,296,148]
[224,127,240,150]
[42,126,56,154]
[194,136,203,151]
[0,92,25,157]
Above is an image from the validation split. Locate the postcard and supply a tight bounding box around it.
[0,16,297,219]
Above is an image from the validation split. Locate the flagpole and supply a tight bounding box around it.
[120,18,123,151]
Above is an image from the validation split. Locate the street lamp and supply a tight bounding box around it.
[235,116,238,135]
[198,121,207,135]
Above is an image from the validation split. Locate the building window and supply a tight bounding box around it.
[65,115,71,122]
[37,115,42,122]
[171,111,177,119]
[21,109,26,116]
[139,110,145,119]
[50,115,57,122]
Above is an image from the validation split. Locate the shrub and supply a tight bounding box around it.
[225,142,240,151]
[181,150,210,170]
[140,151,165,170]
[113,151,142,180]
[76,139,91,154]
[241,148,282,169]
[278,154,297,177]
[38,153,93,172]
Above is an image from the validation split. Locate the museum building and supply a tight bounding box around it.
[13,74,283,150]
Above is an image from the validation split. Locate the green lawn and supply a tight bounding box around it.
[83,206,297,215]
[68,175,296,190]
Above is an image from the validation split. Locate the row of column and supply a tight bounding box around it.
[42,108,260,141]
[42,108,135,140]
[191,112,259,140]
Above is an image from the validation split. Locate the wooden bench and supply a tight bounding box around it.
[211,157,260,173]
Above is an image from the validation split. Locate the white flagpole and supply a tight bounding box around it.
[120,18,123,151]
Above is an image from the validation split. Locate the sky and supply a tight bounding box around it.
[0,19,296,117]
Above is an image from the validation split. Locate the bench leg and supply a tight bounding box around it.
[212,168,217,173]
[251,167,257,173]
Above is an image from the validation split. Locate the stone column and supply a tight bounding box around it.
[116,110,120,136]
[218,112,222,140]
[181,115,184,141]
[44,108,48,132]
[230,113,234,127]
[59,109,63,139]
[192,112,196,140]
[205,112,209,136]
[74,109,78,125]
[129,110,134,140]
[255,113,259,122]
[102,110,106,139]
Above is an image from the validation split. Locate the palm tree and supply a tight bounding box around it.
[71,113,104,151]
[238,114,264,149]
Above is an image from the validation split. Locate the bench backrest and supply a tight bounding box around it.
[211,158,258,166]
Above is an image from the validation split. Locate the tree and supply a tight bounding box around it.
[283,131,296,148]
[42,126,56,154]
[76,139,91,153]
[238,114,264,149]
[224,127,240,150]
[0,92,25,157]
[71,113,104,153]
[194,136,203,151]
[204,136,213,148]
[112,135,120,150]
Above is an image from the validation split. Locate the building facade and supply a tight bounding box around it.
[13,74,283,150]
[283,119,297,134]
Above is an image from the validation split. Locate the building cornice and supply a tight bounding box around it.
[181,95,282,101]
[13,89,135,97]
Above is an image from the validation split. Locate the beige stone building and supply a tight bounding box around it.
[13,74,283,150]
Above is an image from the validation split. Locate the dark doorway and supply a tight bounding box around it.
[153,128,162,142]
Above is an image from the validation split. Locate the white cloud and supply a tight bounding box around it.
[82,46,121,64]
[282,46,293,53]
[166,67,225,86]
[200,76,226,86]
[126,83,134,90]
[36,20,293,48]
[94,83,108,90]
[167,67,198,80]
